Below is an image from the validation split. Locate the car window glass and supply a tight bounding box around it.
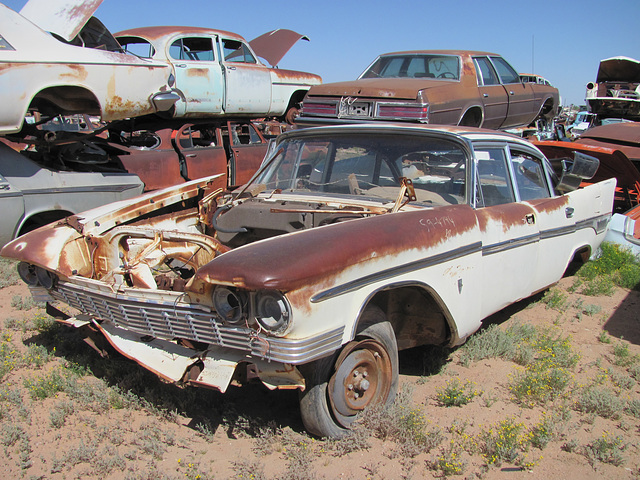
[229,123,262,145]
[118,37,155,58]
[361,55,458,79]
[490,56,521,84]
[474,147,515,207]
[510,150,550,201]
[473,57,499,86]
[222,39,256,63]
[169,37,215,61]
[255,134,466,205]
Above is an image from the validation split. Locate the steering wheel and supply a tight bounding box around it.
[438,72,456,79]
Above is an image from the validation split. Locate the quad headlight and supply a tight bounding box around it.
[255,291,291,336]
[17,262,57,289]
[212,286,247,325]
[212,286,292,336]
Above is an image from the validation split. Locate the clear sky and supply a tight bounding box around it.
[4,0,639,107]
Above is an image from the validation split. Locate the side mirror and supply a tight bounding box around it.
[555,152,600,193]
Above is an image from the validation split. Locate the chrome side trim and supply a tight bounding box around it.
[49,282,343,364]
[311,242,482,303]
[482,233,539,256]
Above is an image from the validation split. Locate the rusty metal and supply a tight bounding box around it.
[248,29,309,67]
[328,338,393,421]
[576,122,640,163]
[19,0,104,42]
[195,204,478,292]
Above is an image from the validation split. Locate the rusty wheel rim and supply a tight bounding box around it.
[328,338,393,427]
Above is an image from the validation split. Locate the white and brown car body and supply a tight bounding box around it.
[299,50,559,130]
[1,124,614,437]
[0,0,178,136]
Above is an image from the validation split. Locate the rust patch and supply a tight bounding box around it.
[186,68,210,78]
[195,204,478,292]
[527,195,569,214]
[59,64,88,82]
[475,203,536,233]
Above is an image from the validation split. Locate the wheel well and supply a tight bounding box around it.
[286,90,308,111]
[30,86,101,117]
[365,285,451,351]
[19,210,73,237]
[458,107,483,128]
[564,245,592,276]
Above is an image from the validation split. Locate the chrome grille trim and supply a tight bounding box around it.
[48,282,344,364]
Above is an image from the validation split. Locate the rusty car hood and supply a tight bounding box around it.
[19,0,104,42]
[596,56,640,83]
[249,29,310,67]
[305,78,454,100]
[576,122,640,162]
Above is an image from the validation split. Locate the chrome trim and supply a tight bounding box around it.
[311,242,482,303]
[49,281,343,364]
[482,233,539,256]
[21,184,142,195]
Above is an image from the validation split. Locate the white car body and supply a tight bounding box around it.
[1,124,615,437]
[115,27,322,122]
[0,0,176,135]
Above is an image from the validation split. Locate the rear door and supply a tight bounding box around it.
[473,56,508,129]
[490,56,536,128]
[473,143,541,318]
[219,38,271,115]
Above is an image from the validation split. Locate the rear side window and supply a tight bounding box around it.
[473,57,499,86]
[510,150,550,201]
[490,56,521,84]
[222,39,256,63]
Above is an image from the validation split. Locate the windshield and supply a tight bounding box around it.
[361,54,460,80]
[254,133,467,206]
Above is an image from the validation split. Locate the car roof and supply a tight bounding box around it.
[280,123,537,150]
[115,26,245,43]
[376,50,498,57]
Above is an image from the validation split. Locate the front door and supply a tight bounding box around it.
[473,144,540,318]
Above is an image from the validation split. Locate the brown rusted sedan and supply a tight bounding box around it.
[2,124,612,438]
[298,50,559,129]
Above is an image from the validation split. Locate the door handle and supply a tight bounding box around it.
[483,93,489,97]
[186,154,196,157]
[565,207,574,218]
[227,66,236,71]
[509,91,515,95]
[175,64,186,68]
[525,213,535,224]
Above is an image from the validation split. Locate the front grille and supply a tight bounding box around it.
[48,281,344,364]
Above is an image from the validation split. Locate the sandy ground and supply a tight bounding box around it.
[0,274,639,479]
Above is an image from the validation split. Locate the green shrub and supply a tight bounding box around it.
[436,378,482,407]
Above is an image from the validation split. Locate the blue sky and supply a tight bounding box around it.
[4,0,639,107]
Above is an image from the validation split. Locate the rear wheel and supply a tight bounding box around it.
[299,306,398,438]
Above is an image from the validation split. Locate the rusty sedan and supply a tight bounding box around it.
[1,124,614,437]
[115,27,322,124]
[0,0,178,136]
[298,50,559,129]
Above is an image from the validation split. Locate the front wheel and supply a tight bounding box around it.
[299,306,399,438]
